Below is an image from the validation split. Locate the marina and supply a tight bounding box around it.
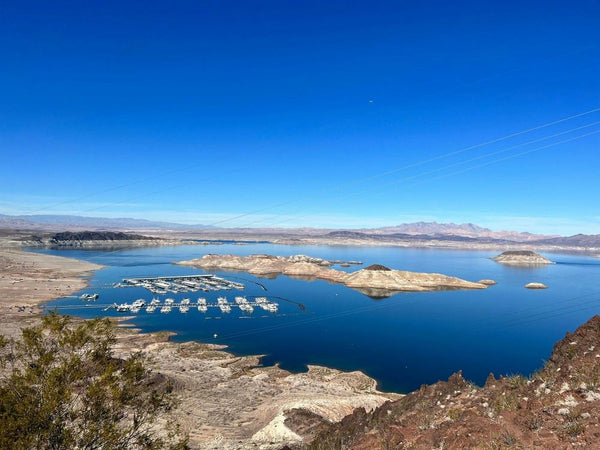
[96,274,280,315]
[103,295,279,314]
[118,275,244,294]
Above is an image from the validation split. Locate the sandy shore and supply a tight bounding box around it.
[0,246,399,448]
[0,248,103,308]
[0,247,104,338]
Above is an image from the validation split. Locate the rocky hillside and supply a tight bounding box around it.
[305,315,600,449]
[530,234,600,248]
[51,231,155,242]
[367,222,551,242]
[21,231,171,248]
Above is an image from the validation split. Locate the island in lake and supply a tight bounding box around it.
[176,253,488,298]
[492,250,554,265]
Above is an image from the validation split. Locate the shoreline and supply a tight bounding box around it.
[0,248,104,311]
[153,230,600,254]
[5,226,600,255]
[0,246,400,448]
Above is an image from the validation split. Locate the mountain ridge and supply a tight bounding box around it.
[5,214,600,247]
[0,214,555,240]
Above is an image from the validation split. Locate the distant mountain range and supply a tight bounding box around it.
[2,213,599,248]
[361,221,553,242]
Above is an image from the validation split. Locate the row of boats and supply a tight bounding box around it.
[119,275,244,295]
[109,296,278,314]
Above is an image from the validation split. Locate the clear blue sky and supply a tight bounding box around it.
[1,1,599,234]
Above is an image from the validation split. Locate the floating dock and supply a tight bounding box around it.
[105,296,278,315]
[118,275,244,294]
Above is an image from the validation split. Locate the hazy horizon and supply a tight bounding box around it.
[1,211,592,237]
[2,1,599,235]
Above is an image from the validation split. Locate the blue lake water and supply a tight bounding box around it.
[35,244,600,393]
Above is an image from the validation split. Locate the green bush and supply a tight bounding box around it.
[0,313,188,450]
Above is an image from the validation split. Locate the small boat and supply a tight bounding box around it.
[132,299,146,308]
[197,297,207,313]
[254,297,271,311]
[240,303,253,313]
[180,298,191,313]
[235,296,253,313]
[217,297,231,313]
[116,303,131,312]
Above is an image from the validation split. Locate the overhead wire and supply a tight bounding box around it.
[204,106,600,227]
[233,119,600,228]
[16,106,600,228]
[237,127,600,228]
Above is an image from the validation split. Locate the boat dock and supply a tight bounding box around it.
[105,296,278,315]
[118,275,244,294]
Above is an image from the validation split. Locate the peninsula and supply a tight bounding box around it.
[176,254,488,297]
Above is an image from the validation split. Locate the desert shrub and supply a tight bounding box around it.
[0,313,187,450]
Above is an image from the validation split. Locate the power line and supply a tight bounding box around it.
[235,119,600,228]
[240,125,600,229]
[203,106,600,228]
[13,106,600,228]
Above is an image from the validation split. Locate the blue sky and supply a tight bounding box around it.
[1,1,599,234]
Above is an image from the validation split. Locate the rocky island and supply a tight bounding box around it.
[492,250,554,265]
[525,282,548,289]
[176,254,488,297]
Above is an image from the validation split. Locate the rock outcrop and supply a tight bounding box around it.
[492,250,554,265]
[176,254,488,296]
[525,282,548,289]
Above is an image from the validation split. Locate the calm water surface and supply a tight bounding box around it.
[36,244,600,393]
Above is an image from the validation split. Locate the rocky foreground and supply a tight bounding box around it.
[176,254,488,297]
[493,250,555,265]
[114,330,398,449]
[306,315,600,449]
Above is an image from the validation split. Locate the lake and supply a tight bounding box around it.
[37,244,600,393]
